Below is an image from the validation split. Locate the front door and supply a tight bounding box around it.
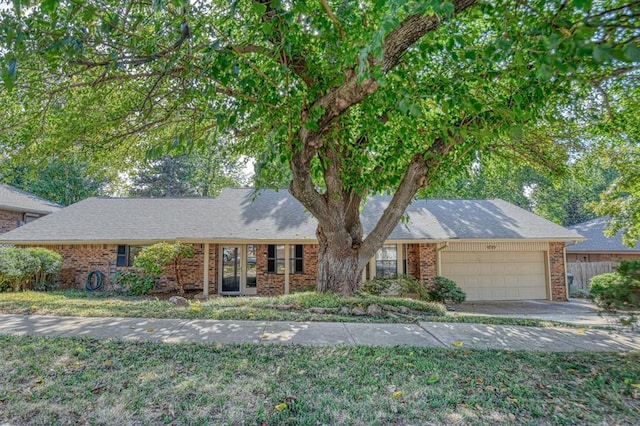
[221,246,241,294]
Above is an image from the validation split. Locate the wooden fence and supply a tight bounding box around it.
[567,261,617,291]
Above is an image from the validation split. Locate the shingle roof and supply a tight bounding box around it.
[0,184,61,215]
[0,188,582,243]
[566,217,640,252]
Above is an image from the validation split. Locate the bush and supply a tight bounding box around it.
[589,272,640,311]
[617,260,640,282]
[134,242,195,294]
[0,247,62,292]
[428,276,466,304]
[362,275,429,300]
[29,248,63,290]
[113,271,157,295]
[362,277,393,296]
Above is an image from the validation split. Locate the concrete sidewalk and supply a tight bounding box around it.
[0,313,638,352]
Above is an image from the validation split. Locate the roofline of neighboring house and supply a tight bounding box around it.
[0,204,58,215]
[1,237,587,245]
[566,249,640,253]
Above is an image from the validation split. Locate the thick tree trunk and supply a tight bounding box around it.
[315,225,365,295]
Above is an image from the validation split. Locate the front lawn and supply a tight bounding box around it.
[1,335,638,425]
[0,290,445,323]
[0,290,585,327]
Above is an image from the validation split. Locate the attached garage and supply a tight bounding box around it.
[440,243,549,301]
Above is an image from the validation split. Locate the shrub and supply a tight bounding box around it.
[362,277,393,296]
[29,247,63,290]
[589,272,640,311]
[617,260,640,282]
[133,242,195,294]
[362,275,429,300]
[113,271,157,295]
[0,247,62,292]
[428,276,466,304]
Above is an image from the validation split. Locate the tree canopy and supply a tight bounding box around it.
[0,154,108,205]
[1,0,638,293]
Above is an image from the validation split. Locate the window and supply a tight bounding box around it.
[290,244,304,274]
[267,244,285,274]
[246,245,257,287]
[403,244,408,276]
[116,245,143,267]
[23,213,40,224]
[267,244,304,274]
[376,244,397,278]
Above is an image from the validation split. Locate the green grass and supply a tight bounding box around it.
[0,335,638,425]
[0,290,445,323]
[0,290,594,328]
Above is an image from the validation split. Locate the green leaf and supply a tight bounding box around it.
[262,22,274,36]
[510,126,523,140]
[152,0,163,13]
[398,99,409,114]
[7,58,17,79]
[572,0,593,12]
[593,44,613,63]
[426,376,439,384]
[409,103,422,117]
[437,2,455,17]
[623,43,640,62]
[42,0,59,15]
[252,2,267,16]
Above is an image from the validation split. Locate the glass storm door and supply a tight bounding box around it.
[221,246,241,294]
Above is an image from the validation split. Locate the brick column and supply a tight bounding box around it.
[549,242,568,301]
[418,243,437,285]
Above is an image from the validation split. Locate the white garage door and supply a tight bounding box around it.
[440,251,547,301]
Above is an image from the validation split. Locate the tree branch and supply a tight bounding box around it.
[320,0,345,39]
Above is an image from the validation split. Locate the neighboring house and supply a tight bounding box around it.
[0,189,584,301]
[0,184,61,234]
[567,217,640,263]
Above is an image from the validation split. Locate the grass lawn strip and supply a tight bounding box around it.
[0,290,587,328]
[0,335,639,425]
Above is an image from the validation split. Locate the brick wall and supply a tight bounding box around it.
[406,244,420,278]
[255,244,283,296]
[154,244,217,293]
[36,243,216,293]
[254,244,318,296]
[51,244,119,290]
[418,243,437,285]
[0,209,23,234]
[290,244,318,292]
[549,242,568,301]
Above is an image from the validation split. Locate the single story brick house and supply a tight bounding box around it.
[0,184,61,234]
[0,189,584,301]
[567,217,640,263]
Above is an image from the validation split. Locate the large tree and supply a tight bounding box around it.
[428,150,619,227]
[1,1,638,294]
[0,155,108,206]
[129,151,248,197]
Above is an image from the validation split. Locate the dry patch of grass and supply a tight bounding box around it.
[1,335,639,425]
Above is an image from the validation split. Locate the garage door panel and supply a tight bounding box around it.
[441,251,547,301]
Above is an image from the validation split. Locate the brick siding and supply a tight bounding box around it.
[255,244,318,296]
[0,209,24,234]
[549,242,568,301]
[406,244,420,278]
[20,241,569,301]
[418,243,437,286]
[35,243,216,293]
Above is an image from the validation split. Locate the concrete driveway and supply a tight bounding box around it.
[448,299,617,326]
